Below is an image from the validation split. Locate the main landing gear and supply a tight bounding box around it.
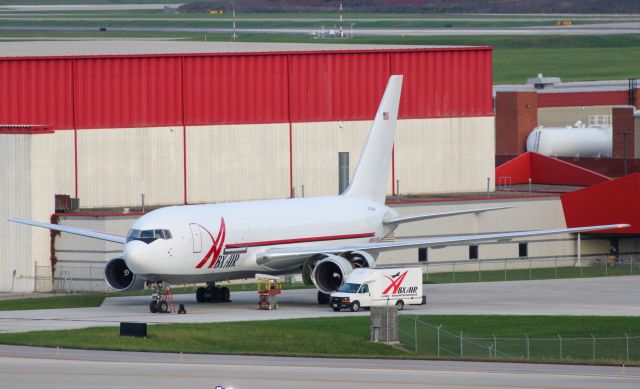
[196,282,231,303]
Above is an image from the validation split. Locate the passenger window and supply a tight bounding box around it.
[360,284,369,294]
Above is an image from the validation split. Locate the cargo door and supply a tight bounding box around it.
[189,224,202,253]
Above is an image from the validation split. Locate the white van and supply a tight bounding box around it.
[330,267,425,312]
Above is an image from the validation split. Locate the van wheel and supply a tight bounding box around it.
[396,300,404,311]
[332,307,340,312]
[351,301,360,312]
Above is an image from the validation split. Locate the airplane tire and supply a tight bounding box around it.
[317,291,330,305]
[350,301,360,312]
[158,300,169,313]
[209,287,222,302]
[196,287,206,303]
[221,287,230,302]
[149,300,158,313]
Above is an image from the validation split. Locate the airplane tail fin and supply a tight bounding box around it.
[343,75,403,204]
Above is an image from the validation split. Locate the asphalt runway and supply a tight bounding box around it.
[1,344,639,389]
[0,276,638,333]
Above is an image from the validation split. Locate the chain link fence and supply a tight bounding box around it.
[398,315,640,363]
[422,254,640,283]
[34,254,640,293]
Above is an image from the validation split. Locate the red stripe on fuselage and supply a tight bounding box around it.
[225,232,375,249]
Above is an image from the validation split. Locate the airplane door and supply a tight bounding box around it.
[189,224,202,253]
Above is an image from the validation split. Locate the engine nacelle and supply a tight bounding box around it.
[311,254,356,294]
[104,257,145,292]
[348,250,376,268]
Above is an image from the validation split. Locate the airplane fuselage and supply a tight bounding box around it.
[124,196,399,284]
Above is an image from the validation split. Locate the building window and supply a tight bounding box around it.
[469,245,478,260]
[518,242,528,257]
[418,247,428,262]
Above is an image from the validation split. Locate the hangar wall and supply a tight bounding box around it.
[78,126,185,208]
[1,46,495,292]
[0,132,55,293]
[187,124,291,203]
[1,47,494,208]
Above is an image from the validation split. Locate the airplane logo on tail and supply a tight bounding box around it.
[382,270,408,294]
[195,217,226,269]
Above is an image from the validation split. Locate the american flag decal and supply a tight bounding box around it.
[383,112,389,120]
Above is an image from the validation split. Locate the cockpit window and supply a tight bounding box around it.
[127,229,172,244]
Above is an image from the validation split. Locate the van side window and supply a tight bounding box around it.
[360,284,369,294]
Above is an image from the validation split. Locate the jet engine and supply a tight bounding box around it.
[309,251,376,294]
[104,257,145,292]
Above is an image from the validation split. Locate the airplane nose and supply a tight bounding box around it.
[124,240,148,274]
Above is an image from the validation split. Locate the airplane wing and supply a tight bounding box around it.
[256,224,629,270]
[383,206,511,225]
[9,217,127,244]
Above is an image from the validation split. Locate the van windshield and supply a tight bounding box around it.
[337,283,360,293]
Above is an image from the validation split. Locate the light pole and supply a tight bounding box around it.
[231,0,237,41]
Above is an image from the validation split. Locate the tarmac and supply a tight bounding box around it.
[0,344,639,389]
[1,276,639,333]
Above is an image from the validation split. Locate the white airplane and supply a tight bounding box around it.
[10,75,627,312]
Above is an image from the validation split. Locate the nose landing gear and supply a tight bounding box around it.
[148,281,175,313]
[196,282,231,303]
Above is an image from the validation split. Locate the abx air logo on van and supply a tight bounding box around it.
[383,271,408,295]
[383,270,418,295]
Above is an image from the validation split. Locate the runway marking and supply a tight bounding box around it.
[0,367,605,389]
[1,354,639,384]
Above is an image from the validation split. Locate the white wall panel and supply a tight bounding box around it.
[0,133,55,292]
[50,130,75,196]
[292,120,395,198]
[187,124,290,203]
[77,127,184,208]
[0,135,32,292]
[394,117,495,194]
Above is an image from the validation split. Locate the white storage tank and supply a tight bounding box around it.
[526,122,612,158]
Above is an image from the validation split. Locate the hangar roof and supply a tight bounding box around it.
[0,40,478,58]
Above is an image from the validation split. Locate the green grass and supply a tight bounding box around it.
[406,315,640,337]
[424,265,636,283]
[398,315,640,363]
[0,317,406,357]
[0,314,638,364]
[0,293,106,310]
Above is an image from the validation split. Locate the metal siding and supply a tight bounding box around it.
[394,117,495,194]
[288,53,391,122]
[77,127,184,208]
[186,124,290,203]
[184,55,289,125]
[390,50,493,119]
[74,57,182,129]
[292,120,373,197]
[0,59,73,129]
[2,48,493,128]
